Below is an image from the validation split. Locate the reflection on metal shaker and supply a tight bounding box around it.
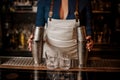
[32,27,44,66]
[77,26,87,68]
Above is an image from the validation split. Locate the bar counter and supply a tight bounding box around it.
[0,56,120,72]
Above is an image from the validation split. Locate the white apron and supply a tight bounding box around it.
[43,18,80,59]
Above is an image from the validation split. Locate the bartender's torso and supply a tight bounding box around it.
[35,0,91,35]
[36,0,89,25]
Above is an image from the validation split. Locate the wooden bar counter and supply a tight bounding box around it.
[0,56,120,72]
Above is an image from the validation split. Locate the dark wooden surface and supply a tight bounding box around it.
[0,56,120,72]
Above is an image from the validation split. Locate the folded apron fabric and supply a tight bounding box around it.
[43,18,80,59]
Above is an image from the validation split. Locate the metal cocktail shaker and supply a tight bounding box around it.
[32,27,44,66]
[77,26,87,68]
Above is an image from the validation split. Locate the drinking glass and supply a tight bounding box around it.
[45,51,58,70]
[59,54,71,70]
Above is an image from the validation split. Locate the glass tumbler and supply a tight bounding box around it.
[59,54,71,70]
[45,52,58,70]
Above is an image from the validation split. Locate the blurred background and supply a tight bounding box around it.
[0,0,120,80]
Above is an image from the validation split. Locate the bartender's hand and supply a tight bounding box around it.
[27,34,34,51]
[86,36,94,51]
